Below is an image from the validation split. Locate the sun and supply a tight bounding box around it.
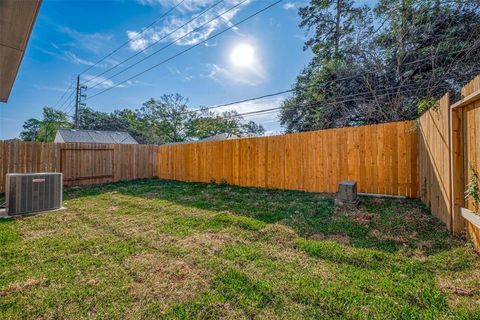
[230,43,255,68]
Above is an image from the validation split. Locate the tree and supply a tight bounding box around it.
[299,0,370,60]
[280,0,480,132]
[187,110,265,139]
[38,107,73,142]
[20,107,72,142]
[136,94,192,144]
[136,94,265,144]
[280,0,372,132]
[20,94,266,144]
[77,107,149,143]
[20,119,41,141]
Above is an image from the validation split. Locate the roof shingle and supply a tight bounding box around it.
[55,129,138,144]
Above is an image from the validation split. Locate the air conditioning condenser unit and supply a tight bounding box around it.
[5,173,63,215]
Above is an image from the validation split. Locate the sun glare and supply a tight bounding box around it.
[230,43,255,68]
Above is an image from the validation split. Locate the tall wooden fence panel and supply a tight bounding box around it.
[417,94,453,229]
[157,121,419,197]
[459,75,480,248]
[417,74,480,248]
[0,141,158,192]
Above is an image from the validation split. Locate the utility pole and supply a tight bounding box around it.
[74,75,80,128]
[74,75,87,128]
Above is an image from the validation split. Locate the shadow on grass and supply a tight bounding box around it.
[63,178,465,256]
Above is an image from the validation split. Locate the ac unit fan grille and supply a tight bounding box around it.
[6,173,63,215]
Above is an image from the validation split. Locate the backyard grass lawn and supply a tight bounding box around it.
[1,179,479,319]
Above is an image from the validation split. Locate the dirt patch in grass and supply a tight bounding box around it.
[0,278,45,297]
[126,252,209,308]
[437,265,480,309]
[178,231,235,253]
[369,228,412,244]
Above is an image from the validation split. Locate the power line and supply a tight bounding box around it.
[84,0,229,86]
[58,90,76,111]
[220,82,451,121]
[64,103,75,116]
[80,0,187,75]
[87,0,248,90]
[190,90,293,114]
[53,78,75,109]
[86,0,285,100]
[85,29,480,104]
[84,43,480,121]
[180,58,475,117]
[85,1,480,102]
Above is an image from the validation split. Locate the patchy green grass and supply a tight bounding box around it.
[0,179,479,319]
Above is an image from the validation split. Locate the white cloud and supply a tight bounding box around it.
[83,75,152,89]
[205,63,265,86]
[167,66,193,81]
[283,2,295,10]
[137,0,227,12]
[126,31,149,51]
[64,52,120,68]
[208,96,286,134]
[127,0,250,51]
[59,26,113,54]
[64,52,98,66]
[83,74,123,89]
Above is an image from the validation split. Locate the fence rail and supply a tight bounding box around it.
[0,142,157,193]
[157,120,419,197]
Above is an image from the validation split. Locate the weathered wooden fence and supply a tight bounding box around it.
[157,120,419,197]
[0,141,157,193]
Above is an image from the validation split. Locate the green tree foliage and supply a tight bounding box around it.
[20,107,72,142]
[20,94,265,144]
[187,109,265,139]
[77,107,147,143]
[20,119,42,141]
[136,94,265,143]
[137,94,192,143]
[281,0,480,132]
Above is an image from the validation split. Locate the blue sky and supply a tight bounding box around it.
[0,0,373,139]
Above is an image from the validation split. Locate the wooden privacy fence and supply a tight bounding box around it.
[1,74,480,250]
[0,141,157,193]
[417,74,480,250]
[157,120,419,197]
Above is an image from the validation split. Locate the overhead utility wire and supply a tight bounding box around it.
[86,0,285,100]
[181,59,474,116]
[80,0,187,75]
[53,78,75,109]
[58,90,76,111]
[85,0,229,85]
[219,67,480,121]
[220,82,451,120]
[87,25,480,90]
[190,39,478,113]
[87,0,248,89]
[88,38,480,103]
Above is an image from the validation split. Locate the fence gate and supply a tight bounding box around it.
[60,146,114,186]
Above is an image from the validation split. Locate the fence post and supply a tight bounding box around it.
[450,106,466,233]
